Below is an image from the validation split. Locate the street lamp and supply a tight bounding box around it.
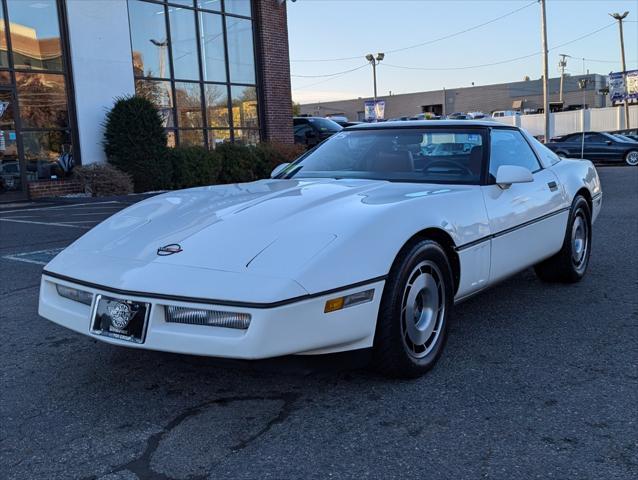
[609,11,630,129]
[366,53,384,117]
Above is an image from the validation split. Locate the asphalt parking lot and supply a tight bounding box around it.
[1,167,637,480]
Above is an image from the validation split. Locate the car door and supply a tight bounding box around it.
[582,133,609,161]
[482,128,569,283]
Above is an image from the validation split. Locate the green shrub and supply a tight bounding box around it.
[103,96,172,192]
[253,142,305,179]
[215,142,261,184]
[170,146,221,189]
[73,163,134,197]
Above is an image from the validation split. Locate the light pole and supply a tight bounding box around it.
[610,11,630,129]
[366,52,384,120]
[539,0,550,143]
[578,78,588,159]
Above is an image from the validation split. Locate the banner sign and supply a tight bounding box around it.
[609,70,638,102]
[626,69,638,100]
[609,72,625,103]
[364,100,386,121]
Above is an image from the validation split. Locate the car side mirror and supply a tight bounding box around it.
[270,163,290,178]
[606,140,612,145]
[495,165,534,189]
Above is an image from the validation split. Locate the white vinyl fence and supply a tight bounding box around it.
[493,105,638,138]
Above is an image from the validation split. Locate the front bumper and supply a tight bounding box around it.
[38,275,384,358]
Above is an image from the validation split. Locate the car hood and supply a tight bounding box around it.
[45,178,475,300]
[54,179,382,268]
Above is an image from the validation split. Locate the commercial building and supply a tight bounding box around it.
[0,0,293,201]
[300,74,609,121]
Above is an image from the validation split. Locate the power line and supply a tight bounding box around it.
[381,22,616,72]
[290,0,537,63]
[291,64,369,78]
[293,64,369,90]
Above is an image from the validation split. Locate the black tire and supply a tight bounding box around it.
[625,150,638,166]
[534,195,592,283]
[372,240,453,378]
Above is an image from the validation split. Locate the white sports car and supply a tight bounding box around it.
[39,121,602,377]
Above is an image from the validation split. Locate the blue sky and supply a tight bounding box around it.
[287,0,638,104]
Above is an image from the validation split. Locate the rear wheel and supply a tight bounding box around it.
[625,150,638,166]
[534,195,591,283]
[373,240,453,378]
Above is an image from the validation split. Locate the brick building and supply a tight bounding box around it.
[0,0,293,201]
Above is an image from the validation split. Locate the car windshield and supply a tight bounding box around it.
[281,128,486,184]
[307,118,343,133]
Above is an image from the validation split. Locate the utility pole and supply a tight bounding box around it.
[610,11,630,129]
[365,53,384,121]
[558,54,568,105]
[578,78,589,159]
[540,0,550,142]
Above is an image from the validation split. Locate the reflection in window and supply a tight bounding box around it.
[0,3,8,68]
[128,0,258,147]
[15,72,68,129]
[207,129,230,148]
[197,0,222,12]
[135,79,174,127]
[225,0,251,17]
[23,130,71,180]
[5,0,62,71]
[175,81,203,128]
[205,83,228,127]
[179,129,204,146]
[199,11,226,82]
[226,17,255,84]
[234,129,259,146]
[128,0,169,78]
[231,85,258,128]
[169,7,199,80]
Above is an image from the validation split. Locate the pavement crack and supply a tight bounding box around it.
[96,392,300,480]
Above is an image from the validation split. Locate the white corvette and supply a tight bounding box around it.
[39,121,602,377]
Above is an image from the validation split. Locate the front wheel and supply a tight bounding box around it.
[534,195,592,283]
[625,150,638,166]
[373,240,453,378]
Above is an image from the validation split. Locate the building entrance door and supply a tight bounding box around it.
[0,87,26,201]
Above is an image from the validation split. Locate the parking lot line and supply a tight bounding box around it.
[0,218,92,229]
[2,247,65,265]
[0,201,122,215]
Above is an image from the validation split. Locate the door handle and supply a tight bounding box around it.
[547,181,558,192]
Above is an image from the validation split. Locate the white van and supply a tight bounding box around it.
[492,110,521,118]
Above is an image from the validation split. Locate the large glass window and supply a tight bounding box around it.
[0,0,75,192]
[128,0,260,148]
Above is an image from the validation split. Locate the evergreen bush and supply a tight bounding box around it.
[103,96,172,192]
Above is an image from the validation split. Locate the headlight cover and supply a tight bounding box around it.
[56,284,94,305]
[165,306,251,330]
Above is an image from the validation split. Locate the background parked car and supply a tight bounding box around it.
[545,131,638,166]
[293,117,343,148]
[492,110,521,118]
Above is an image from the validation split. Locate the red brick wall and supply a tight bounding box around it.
[253,0,294,144]
[28,180,83,199]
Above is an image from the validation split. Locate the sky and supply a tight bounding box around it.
[287,0,638,104]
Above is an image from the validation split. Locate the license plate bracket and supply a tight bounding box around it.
[90,295,150,343]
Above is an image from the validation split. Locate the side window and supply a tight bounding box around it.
[489,129,541,180]
[584,133,605,143]
[294,124,312,137]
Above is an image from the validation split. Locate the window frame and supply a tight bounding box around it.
[0,0,80,189]
[127,0,261,149]
[487,126,543,184]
